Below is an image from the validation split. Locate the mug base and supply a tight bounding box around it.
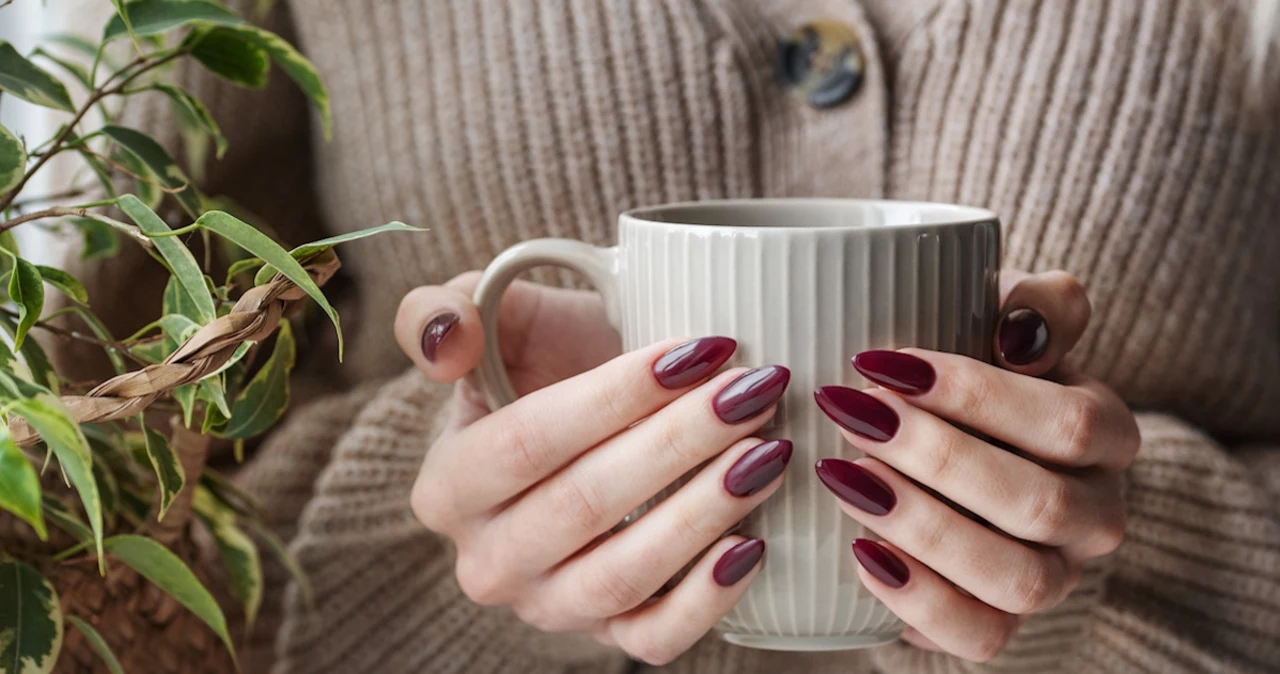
[720,631,902,652]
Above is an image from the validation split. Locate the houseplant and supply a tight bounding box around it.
[0,1,418,671]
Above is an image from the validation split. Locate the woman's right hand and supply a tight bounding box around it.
[394,272,793,665]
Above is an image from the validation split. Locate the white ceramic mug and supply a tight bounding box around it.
[471,198,1001,651]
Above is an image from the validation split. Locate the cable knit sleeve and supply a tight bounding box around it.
[869,412,1280,674]
[248,369,630,674]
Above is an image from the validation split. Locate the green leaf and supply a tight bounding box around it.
[113,147,161,209]
[34,266,88,305]
[30,48,91,89]
[0,250,44,351]
[244,517,312,609]
[0,561,63,674]
[0,41,74,112]
[197,373,231,419]
[118,195,216,324]
[198,25,331,137]
[43,496,92,542]
[141,422,184,521]
[196,212,341,354]
[157,313,200,344]
[188,27,268,89]
[92,453,119,524]
[9,394,102,566]
[73,217,121,260]
[225,257,263,286]
[103,536,235,662]
[216,321,294,438]
[0,314,58,393]
[102,126,201,218]
[0,124,25,195]
[153,84,227,159]
[108,0,143,54]
[161,275,203,326]
[44,34,107,64]
[194,488,262,629]
[254,221,422,286]
[0,427,45,540]
[103,0,244,43]
[65,617,124,674]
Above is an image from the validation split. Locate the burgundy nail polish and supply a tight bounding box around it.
[713,366,791,424]
[813,386,899,441]
[421,312,460,362]
[814,458,896,515]
[724,439,794,497]
[652,337,737,389]
[853,350,936,395]
[713,538,766,587]
[998,308,1049,365]
[852,539,909,588]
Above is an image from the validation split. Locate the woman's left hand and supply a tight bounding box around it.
[815,270,1140,662]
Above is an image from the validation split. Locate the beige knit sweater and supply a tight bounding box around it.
[73,0,1280,672]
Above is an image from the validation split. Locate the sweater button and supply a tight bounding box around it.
[777,20,864,109]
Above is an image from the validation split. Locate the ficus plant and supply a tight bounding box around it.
[0,1,419,672]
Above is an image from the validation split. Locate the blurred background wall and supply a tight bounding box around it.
[1,1,115,265]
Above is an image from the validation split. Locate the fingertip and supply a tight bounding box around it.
[394,285,483,382]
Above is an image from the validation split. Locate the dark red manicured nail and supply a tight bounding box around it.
[814,458,895,515]
[724,439,794,497]
[813,386,899,441]
[422,312,460,362]
[998,308,1049,365]
[713,366,791,424]
[713,539,766,586]
[852,539,909,588]
[653,337,737,389]
[853,350,936,395]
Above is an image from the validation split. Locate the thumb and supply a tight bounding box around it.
[394,282,483,383]
[995,270,1091,376]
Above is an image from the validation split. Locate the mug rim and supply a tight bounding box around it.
[621,197,999,232]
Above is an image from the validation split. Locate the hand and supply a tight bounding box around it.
[394,272,793,665]
[813,270,1139,662]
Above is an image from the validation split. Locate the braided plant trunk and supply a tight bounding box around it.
[2,252,341,674]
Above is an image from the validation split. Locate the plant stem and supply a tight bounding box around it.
[8,185,93,209]
[0,306,150,367]
[0,206,153,248]
[0,49,187,212]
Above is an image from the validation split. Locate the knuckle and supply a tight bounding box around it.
[942,361,999,421]
[513,599,572,633]
[1057,392,1102,462]
[1022,478,1073,544]
[912,511,951,559]
[455,551,508,606]
[970,616,1019,663]
[493,409,556,482]
[672,505,720,548]
[622,631,680,666]
[410,472,454,533]
[917,426,963,484]
[549,471,612,536]
[1051,271,1092,326]
[1095,508,1128,555]
[1006,553,1064,614]
[580,565,650,616]
[593,379,634,430]
[651,417,701,466]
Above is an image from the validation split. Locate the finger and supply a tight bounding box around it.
[996,270,1091,375]
[530,436,791,622]
[850,537,1020,663]
[820,457,1075,615]
[851,349,1141,470]
[414,337,740,524]
[395,284,482,382]
[484,366,788,582]
[605,536,766,666]
[900,627,946,653]
[815,384,1126,552]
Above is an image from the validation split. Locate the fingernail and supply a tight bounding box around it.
[814,458,896,515]
[713,538,766,586]
[422,312,460,362]
[653,337,738,389]
[998,308,1049,365]
[813,386,899,441]
[713,366,791,424]
[852,539,909,588]
[724,439,794,497]
[852,350,936,395]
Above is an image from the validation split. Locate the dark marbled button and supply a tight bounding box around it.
[777,20,864,109]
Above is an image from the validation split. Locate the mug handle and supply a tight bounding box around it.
[469,239,621,410]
